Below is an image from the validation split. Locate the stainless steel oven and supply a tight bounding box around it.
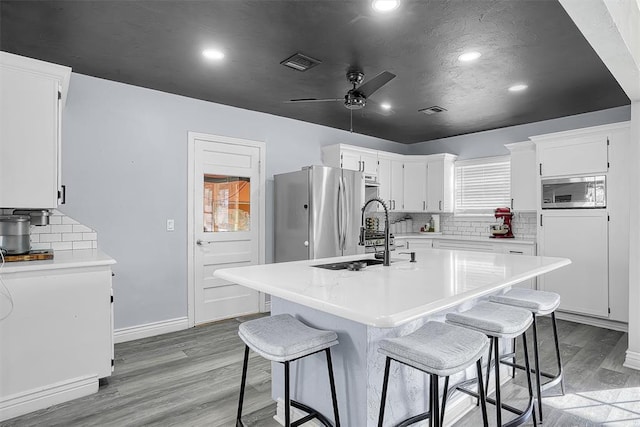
[541,175,606,209]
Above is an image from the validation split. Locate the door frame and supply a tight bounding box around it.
[187,131,267,327]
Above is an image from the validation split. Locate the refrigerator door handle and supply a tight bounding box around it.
[337,176,344,251]
[340,176,348,250]
[343,176,349,250]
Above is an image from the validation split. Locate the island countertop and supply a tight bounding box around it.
[214,249,570,328]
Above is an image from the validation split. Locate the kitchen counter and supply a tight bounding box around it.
[215,249,566,328]
[394,232,535,245]
[216,250,569,426]
[1,249,115,274]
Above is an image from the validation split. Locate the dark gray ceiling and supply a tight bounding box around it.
[0,0,630,144]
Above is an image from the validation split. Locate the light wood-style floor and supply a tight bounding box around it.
[4,315,640,426]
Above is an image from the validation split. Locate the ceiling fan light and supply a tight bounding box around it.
[380,103,392,110]
[372,0,400,12]
[458,51,482,62]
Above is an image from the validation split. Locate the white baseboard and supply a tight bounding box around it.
[114,316,189,344]
[0,375,97,422]
[624,350,640,371]
[555,311,628,332]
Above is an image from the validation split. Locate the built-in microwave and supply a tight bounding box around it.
[541,175,606,209]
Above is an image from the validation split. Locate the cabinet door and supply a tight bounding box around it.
[0,66,60,208]
[538,135,608,177]
[427,161,443,212]
[538,210,609,317]
[500,244,536,289]
[340,150,362,172]
[403,162,427,211]
[390,160,404,211]
[406,239,432,249]
[378,157,391,207]
[508,144,537,211]
[360,152,378,175]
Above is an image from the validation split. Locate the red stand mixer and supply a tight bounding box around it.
[490,207,514,238]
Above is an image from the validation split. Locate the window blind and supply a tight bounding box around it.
[455,157,511,213]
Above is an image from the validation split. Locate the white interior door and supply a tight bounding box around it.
[189,134,264,325]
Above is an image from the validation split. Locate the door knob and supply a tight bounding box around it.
[197,239,212,246]
[304,241,309,247]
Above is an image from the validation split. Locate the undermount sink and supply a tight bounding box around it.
[312,258,387,270]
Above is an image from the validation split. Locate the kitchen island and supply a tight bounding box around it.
[215,249,570,426]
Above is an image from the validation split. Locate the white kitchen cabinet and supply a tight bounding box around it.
[498,243,536,289]
[538,210,609,318]
[0,52,71,209]
[505,141,537,212]
[426,154,456,213]
[405,239,432,250]
[322,144,378,176]
[403,160,427,212]
[0,252,115,421]
[432,239,496,253]
[532,127,609,178]
[378,155,404,211]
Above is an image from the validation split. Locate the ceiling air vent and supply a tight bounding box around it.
[418,106,447,115]
[280,53,321,72]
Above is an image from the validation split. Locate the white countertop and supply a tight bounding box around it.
[0,249,116,274]
[395,233,535,245]
[215,249,569,327]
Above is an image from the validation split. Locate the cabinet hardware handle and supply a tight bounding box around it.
[58,185,66,205]
[439,200,442,211]
[423,201,425,210]
[539,163,542,176]
[511,198,514,209]
[540,214,543,227]
[509,250,524,254]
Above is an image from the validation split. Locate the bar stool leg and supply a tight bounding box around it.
[476,359,489,427]
[440,376,450,421]
[532,315,544,422]
[236,345,250,427]
[551,312,566,395]
[511,337,517,378]
[522,331,538,426]
[493,338,502,426]
[284,361,291,427]
[431,374,440,427]
[325,349,341,427]
[485,341,493,401]
[378,357,392,427]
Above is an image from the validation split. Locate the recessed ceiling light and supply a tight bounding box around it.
[508,84,528,92]
[458,51,482,62]
[380,102,392,110]
[202,49,225,60]
[372,0,400,12]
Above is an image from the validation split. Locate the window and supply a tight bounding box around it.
[203,175,251,232]
[455,156,511,214]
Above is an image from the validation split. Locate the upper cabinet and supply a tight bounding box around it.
[0,52,71,209]
[322,144,378,177]
[426,154,456,213]
[403,159,428,212]
[505,141,536,212]
[377,154,404,212]
[532,128,610,177]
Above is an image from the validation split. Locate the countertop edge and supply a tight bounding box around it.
[394,233,535,245]
[1,249,116,274]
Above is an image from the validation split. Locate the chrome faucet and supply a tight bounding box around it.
[359,197,390,266]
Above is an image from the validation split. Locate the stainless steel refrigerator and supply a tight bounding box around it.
[274,165,365,262]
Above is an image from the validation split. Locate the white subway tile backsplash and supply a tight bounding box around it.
[51,224,73,233]
[48,215,62,225]
[63,233,83,242]
[31,225,51,234]
[39,233,62,243]
[62,216,79,225]
[72,224,93,233]
[31,242,51,250]
[72,241,92,250]
[52,242,73,250]
[82,232,97,241]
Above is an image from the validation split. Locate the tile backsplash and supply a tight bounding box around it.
[370,211,537,240]
[1,209,98,251]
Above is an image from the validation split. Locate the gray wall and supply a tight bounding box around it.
[61,73,406,329]
[408,105,631,159]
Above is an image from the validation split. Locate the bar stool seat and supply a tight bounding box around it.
[490,288,560,316]
[489,289,565,424]
[378,321,490,427]
[237,314,341,427]
[446,302,537,427]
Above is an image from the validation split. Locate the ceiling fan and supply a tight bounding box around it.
[287,69,397,116]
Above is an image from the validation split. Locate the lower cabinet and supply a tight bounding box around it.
[538,210,609,318]
[0,263,114,421]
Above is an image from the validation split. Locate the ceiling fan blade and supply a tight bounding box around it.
[357,71,396,98]
[285,98,343,103]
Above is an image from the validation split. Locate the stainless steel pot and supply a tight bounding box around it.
[0,215,31,255]
[13,209,50,226]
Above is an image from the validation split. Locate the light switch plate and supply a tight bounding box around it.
[166,219,175,231]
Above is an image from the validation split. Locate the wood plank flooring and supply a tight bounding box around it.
[3,315,640,426]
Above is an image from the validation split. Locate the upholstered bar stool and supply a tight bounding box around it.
[377,321,490,427]
[236,314,341,427]
[490,288,564,423]
[446,302,537,427]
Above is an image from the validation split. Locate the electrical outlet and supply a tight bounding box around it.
[166,219,175,232]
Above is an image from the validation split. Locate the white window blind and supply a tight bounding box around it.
[455,156,511,213]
